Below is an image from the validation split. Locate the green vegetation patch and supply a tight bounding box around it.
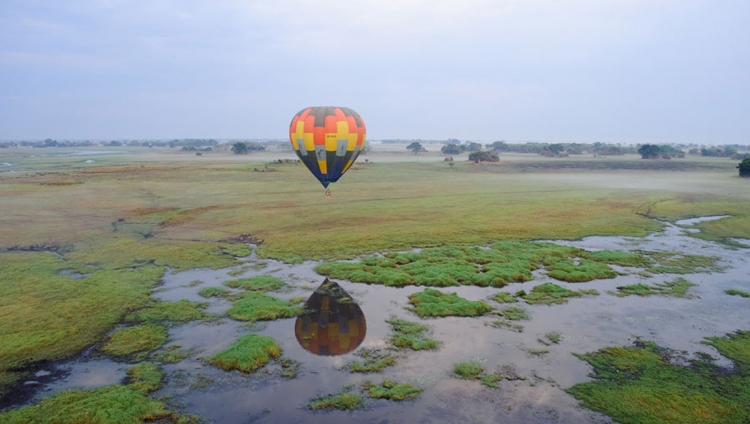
[616,278,697,298]
[125,299,207,323]
[347,348,396,373]
[645,251,720,274]
[152,344,191,364]
[567,330,750,424]
[725,289,750,298]
[224,275,284,292]
[226,293,302,322]
[126,362,164,393]
[491,291,519,304]
[387,318,440,350]
[453,362,522,388]
[363,379,423,401]
[582,250,653,267]
[198,286,235,299]
[0,385,197,423]
[494,306,530,321]
[280,357,301,378]
[407,289,493,318]
[521,282,599,305]
[101,324,168,362]
[307,385,365,411]
[207,334,281,373]
[546,259,617,282]
[316,242,648,288]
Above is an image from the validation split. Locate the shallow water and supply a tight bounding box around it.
[11,219,750,423]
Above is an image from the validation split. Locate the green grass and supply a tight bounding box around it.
[101,324,168,362]
[307,385,365,411]
[546,259,617,282]
[616,278,697,298]
[125,362,164,393]
[1,152,749,403]
[152,344,191,364]
[224,275,284,292]
[726,289,750,298]
[582,250,653,267]
[226,293,302,322]
[645,251,720,274]
[347,349,397,373]
[407,289,493,318]
[0,384,198,424]
[520,282,600,305]
[280,357,301,378]
[491,291,519,304]
[316,242,647,287]
[494,306,530,321]
[363,380,423,400]
[567,330,750,423]
[198,286,235,299]
[453,362,518,388]
[125,299,207,323]
[207,334,281,373]
[387,318,440,350]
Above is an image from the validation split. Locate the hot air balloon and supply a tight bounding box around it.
[289,107,366,194]
[295,278,367,356]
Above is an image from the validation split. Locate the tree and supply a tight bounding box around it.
[638,144,663,159]
[738,158,750,178]
[407,142,423,154]
[465,142,482,152]
[231,142,248,155]
[441,144,461,155]
[468,151,499,163]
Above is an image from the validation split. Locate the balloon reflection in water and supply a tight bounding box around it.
[294,278,366,356]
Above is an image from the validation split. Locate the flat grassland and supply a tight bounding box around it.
[1,146,748,405]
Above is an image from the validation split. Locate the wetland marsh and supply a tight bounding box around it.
[1,146,749,423]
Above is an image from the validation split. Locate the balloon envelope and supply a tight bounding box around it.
[294,278,367,356]
[289,106,366,188]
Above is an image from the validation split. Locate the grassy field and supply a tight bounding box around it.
[1,147,748,413]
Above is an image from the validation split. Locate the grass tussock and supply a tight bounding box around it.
[226,293,302,322]
[280,357,301,378]
[125,299,207,323]
[307,385,365,411]
[567,330,750,424]
[616,278,697,298]
[224,275,284,292]
[407,289,493,318]
[125,362,164,393]
[347,348,397,373]
[726,289,750,298]
[363,380,423,400]
[387,318,440,350]
[521,282,599,305]
[101,324,168,362]
[198,286,235,299]
[645,251,720,274]
[207,334,281,373]
[152,344,191,364]
[453,362,522,388]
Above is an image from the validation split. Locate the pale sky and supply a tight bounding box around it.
[1,0,748,144]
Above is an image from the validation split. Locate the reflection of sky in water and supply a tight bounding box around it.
[29,360,125,403]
